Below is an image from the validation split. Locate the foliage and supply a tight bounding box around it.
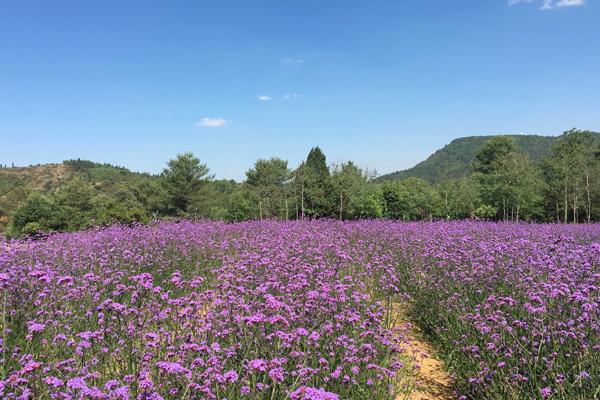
[11,194,60,234]
[437,177,479,219]
[473,204,497,219]
[245,158,291,219]
[1,220,598,399]
[393,221,600,399]
[377,134,597,184]
[473,137,544,221]
[331,161,368,220]
[545,129,600,223]
[351,187,383,219]
[381,178,440,220]
[161,153,212,215]
[0,221,416,399]
[303,147,333,217]
[3,130,600,237]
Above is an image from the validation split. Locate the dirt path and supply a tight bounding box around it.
[392,304,454,400]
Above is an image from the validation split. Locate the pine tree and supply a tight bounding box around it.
[304,147,333,218]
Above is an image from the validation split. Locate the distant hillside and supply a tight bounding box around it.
[0,163,73,194]
[377,134,588,184]
[0,159,153,195]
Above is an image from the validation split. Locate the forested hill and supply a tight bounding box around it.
[0,159,153,194]
[377,134,569,184]
[0,160,160,230]
[2,130,600,236]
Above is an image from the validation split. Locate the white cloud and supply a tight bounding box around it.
[282,93,302,101]
[195,117,227,128]
[556,0,584,7]
[509,0,584,8]
[541,0,554,9]
[282,56,305,65]
[508,0,533,5]
[257,95,272,101]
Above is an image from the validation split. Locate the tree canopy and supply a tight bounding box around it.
[3,129,600,237]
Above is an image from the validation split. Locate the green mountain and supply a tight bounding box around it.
[378,134,570,184]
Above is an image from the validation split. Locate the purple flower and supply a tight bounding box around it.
[248,359,268,372]
[26,321,45,334]
[540,387,552,398]
[268,367,285,382]
[66,377,88,390]
[290,386,339,400]
[156,361,191,379]
[43,376,63,388]
[223,370,238,383]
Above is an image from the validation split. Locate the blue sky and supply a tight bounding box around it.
[1,0,599,180]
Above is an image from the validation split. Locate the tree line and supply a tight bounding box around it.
[1,129,599,236]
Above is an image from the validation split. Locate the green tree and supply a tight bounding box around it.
[437,177,479,219]
[351,185,383,219]
[473,137,543,221]
[161,153,212,216]
[381,178,439,220]
[331,161,367,220]
[52,177,94,211]
[544,129,599,222]
[132,178,170,217]
[50,177,96,229]
[90,193,148,225]
[11,194,60,235]
[188,180,239,220]
[225,184,256,222]
[293,162,307,219]
[245,158,291,219]
[303,147,333,218]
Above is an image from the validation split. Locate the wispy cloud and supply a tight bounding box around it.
[257,95,272,101]
[195,117,227,128]
[508,0,533,5]
[282,93,302,101]
[509,0,584,8]
[555,0,584,7]
[281,56,306,65]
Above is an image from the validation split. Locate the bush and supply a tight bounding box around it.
[22,222,42,235]
[474,204,497,219]
[11,194,57,234]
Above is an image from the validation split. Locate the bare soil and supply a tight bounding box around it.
[392,304,454,400]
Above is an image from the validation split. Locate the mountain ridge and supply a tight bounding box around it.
[376,133,600,184]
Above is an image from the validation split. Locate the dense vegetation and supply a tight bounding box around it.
[1,129,599,236]
[1,220,598,399]
[0,221,413,400]
[392,221,600,400]
[377,134,591,184]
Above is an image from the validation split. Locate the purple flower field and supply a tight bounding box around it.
[1,220,599,399]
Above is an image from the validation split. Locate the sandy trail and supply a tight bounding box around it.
[392,304,454,400]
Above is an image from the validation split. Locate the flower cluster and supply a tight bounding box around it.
[1,220,597,399]
[0,221,408,399]
[386,221,600,399]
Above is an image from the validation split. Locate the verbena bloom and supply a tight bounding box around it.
[290,386,339,400]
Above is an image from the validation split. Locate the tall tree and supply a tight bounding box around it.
[293,162,307,219]
[331,161,367,220]
[132,178,170,218]
[161,153,212,216]
[545,129,599,223]
[381,178,439,221]
[437,176,479,219]
[473,137,543,221]
[303,147,333,218]
[245,158,291,219]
